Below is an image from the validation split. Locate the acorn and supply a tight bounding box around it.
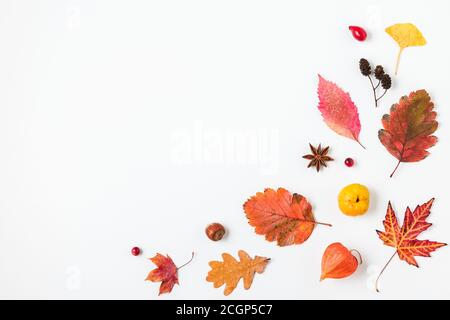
[205,223,226,241]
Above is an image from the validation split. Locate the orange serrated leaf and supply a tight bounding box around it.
[243,188,331,247]
[375,199,446,292]
[206,250,270,296]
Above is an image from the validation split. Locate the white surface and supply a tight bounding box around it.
[0,0,449,300]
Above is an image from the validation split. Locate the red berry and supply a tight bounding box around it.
[349,26,367,41]
[131,247,140,256]
[344,158,354,167]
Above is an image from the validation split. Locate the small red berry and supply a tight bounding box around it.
[345,158,355,167]
[131,247,141,256]
[349,26,367,42]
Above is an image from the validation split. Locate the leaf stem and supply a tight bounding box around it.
[368,76,378,107]
[314,221,333,227]
[374,80,381,90]
[375,251,397,292]
[303,219,332,227]
[177,252,195,270]
[356,139,366,150]
[395,48,403,76]
[376,89,388,102]
[389,159,401,178]
[350,249,363,265]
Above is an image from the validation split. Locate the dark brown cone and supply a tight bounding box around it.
[359,58,371,76]
[381,74,392,90]
[374,65,385,80]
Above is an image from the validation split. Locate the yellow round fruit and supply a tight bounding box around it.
[338,183,370,216]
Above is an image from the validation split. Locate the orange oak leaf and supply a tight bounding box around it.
[206,250,270,296]
[243,188,331,247]
[320,242,362,281]
[378,90,438,178]
[145,252,194,295]
[375,199,446,292]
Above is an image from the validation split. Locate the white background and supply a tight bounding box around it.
[0,0,449,300]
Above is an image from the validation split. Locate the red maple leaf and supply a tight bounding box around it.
[145,252,194,295]
[375,199,446,291]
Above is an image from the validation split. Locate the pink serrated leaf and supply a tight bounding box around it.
[317,75,364,148]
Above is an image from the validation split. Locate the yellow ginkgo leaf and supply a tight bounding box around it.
[385,23,427,75]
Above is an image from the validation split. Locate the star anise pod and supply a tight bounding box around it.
[302,143,333,172]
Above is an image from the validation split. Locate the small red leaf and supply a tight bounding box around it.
[145,252,194,295]
[146,253,178,295]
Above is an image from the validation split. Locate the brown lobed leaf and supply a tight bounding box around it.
[206,250,270,296]
[378,90,438,177]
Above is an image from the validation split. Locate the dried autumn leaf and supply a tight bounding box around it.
[243,188,331,247]
[145,252,194,295]
[375,199,446,292]
[206,250,270,296]
[385,23,426,75]
[378,90,438,178]
[320,243,362,281]
[317,75,364,148]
